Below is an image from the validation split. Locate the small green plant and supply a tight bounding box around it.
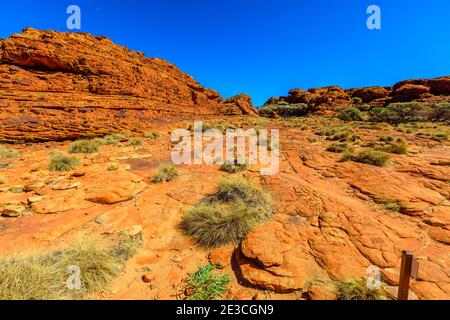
[220,161,248,173]
[49,151,80,172]
[107,162,119,171]
[326,143,353,153]
[384,201,402,212]
[0,145,20,159]
[184,264,230,300]
[69,139,99,154]
[337,278,386,300]
[144,131,162,139]
[129,138,143,147]
[352,97,363,105]
[260,103,309,118]
[151,164,180,183]
[307,136,318,143]
[338,107,364,121]
[316,126,351,142]
[340,149,390,167]
[379,136,394,143]
[102,132,130,146]
[382,139,408,155]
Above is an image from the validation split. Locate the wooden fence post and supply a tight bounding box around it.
[398,251,419,300]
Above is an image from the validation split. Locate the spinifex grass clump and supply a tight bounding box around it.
[220,161,248,173]
[0,234,142,300]
[144,131,162,139]
[180,178,274,248]
[100,132,131,146]
[48,151,80,171]
[129,138,143,147]
[340,149,390,167]
[107,162,119,171]
[337,278,387,300]
[184,264,230,300]
[69,139,100,154]
[151,163,180,183]
[0,145,21,159]
[316,126,351,142]
[380,139,408,155]
[338,107,364,121]
[326,142,354,153]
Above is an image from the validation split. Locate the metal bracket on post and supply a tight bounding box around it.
[398,251,419,300]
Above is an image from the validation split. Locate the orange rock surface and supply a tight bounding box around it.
[0,28,255,142]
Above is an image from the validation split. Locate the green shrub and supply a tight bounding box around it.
[382,139,408,155]
[184,264,230,300]
[316,126,352,141]
[379,136,394,143]
[107,162,119,171]
[340,149,390,167]
[338,107,364,121]
[102,132,130,146]
[337,278,386,300]
[307,136,318,143]
[49,152,80,171]
[209,178,273,215]
[435,102,450,121]
[327,143,353,153]
[384,201,402,212]
[188,122,237,134]
[415,127,449,142]
[144,131,162,139]
[369,102,436,124]
[69,139,99,154]
[260,103,309,117]
[151,164,180,183]
[0,235,141,300]
[0,145,20,159]
[180,202,258,248]
[181,178,274,248]
[220,161,248,173]
[352,97,363,105]
[129,138,143,147]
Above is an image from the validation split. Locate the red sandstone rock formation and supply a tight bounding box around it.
[0,28,253,142]
[265,76,450,110]
[223,94,259,116]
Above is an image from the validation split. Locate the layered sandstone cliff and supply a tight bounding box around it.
[0,28,254,142]
[265,76,450,111]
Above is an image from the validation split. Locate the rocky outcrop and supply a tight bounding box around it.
[265,76,450,111]
[0,28,253,142]
[223,94,259,116]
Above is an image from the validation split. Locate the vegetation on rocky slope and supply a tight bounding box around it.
[0,234,142,300]
[184,264,230,300]
[180,178,274,248]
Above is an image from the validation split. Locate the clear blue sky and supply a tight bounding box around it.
[1,0,449,106]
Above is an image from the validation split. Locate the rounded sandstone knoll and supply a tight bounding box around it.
[263,75,450,116]
[0,28,254,143]
[222,94,259,116]
[347,86,389,103]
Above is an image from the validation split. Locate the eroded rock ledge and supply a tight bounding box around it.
[0,28,256,142]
